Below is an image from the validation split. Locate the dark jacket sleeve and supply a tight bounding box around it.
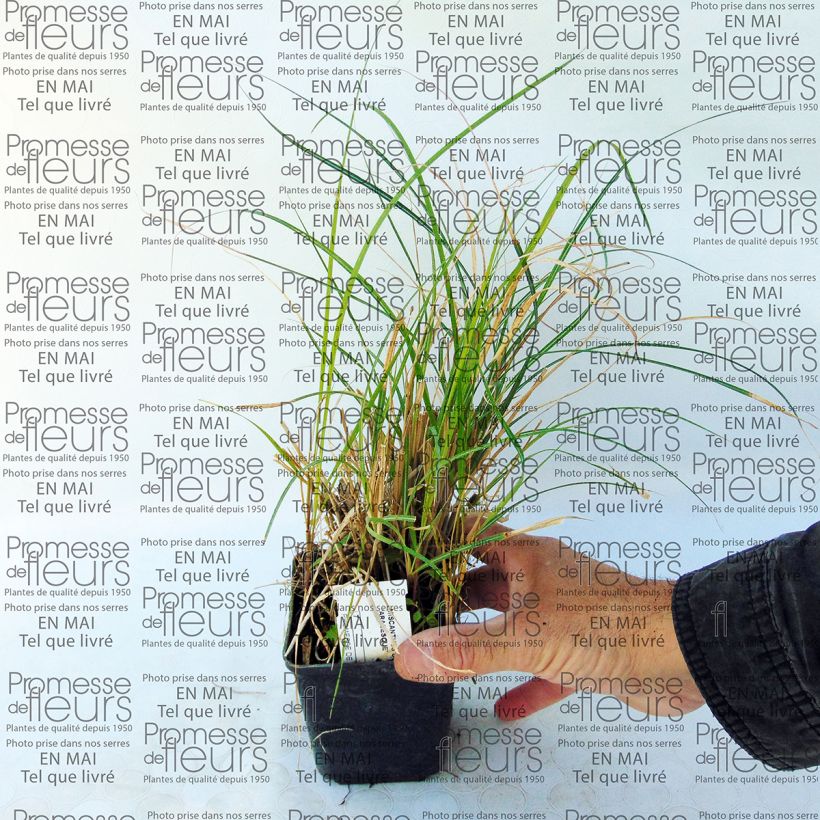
[672,521,820,771]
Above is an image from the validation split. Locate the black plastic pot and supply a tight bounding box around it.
[285,600,454,784]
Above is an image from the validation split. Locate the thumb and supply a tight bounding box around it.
[393,615,529,683]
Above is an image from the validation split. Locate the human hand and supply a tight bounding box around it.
[393,520,705,720]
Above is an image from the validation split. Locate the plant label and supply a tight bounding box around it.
[331,580,413,662]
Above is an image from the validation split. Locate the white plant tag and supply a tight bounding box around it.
[331,580,413,662]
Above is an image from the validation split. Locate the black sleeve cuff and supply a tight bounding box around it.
[672,522,820,771]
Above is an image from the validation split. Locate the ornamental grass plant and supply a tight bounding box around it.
[235,65,796,674]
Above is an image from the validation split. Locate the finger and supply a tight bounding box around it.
[462,514,560,566]
[461,565,510,611]
[494,678,569,721]
[461,565,508,610]
[393,615,528,683]
[459,512,509,560]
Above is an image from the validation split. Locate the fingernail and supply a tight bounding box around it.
[393,639,413,677]
[396,637,431,681]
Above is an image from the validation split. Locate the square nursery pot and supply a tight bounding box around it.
[284,594,454,784]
